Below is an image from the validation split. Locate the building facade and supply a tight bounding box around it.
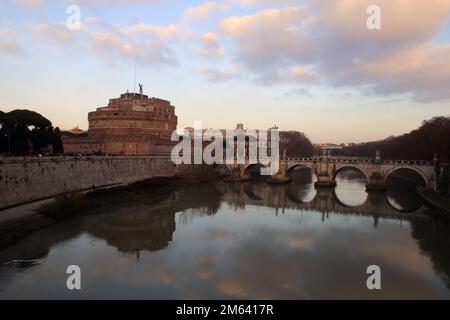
[63,89,178,156]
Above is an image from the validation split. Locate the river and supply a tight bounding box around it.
[0,169,449,299]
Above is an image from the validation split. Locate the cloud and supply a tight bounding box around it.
[0,28,15,37]
[185,1,230,19]
[221,7,317,83]
[285,87,313,97]
[195,65,237,82]
[80,18,180,67]
[89,31,178,66]
[233,0,298,6]
[122,23,178,39]
[200,32,224,59]
[312,0,450,102]
[0,39,23,55]
[290,65,318,81]
[28,18,179,67]
[5,0,450,102]
[32,23,75,44]
[11,0,43,6]
[316,0,450,46]
[219,0,450,101]
[357,43,450,102]
[0,27,23,55]
[72,0,160,6]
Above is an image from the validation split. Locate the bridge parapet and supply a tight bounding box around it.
[225,154,438,191]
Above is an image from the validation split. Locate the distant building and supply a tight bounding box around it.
[180,123,277,160]
[313,143,344,156]
[314,143,344,150]
[63,88,178,156]
[64,126,86,135]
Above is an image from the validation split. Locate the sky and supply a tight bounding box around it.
[0,0,449,143]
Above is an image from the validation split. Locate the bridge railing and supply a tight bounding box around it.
[283,156,432,166]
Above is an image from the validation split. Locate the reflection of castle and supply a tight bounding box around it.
[85,185,221,254]
[63,87,177,155]
[87,206,176,253]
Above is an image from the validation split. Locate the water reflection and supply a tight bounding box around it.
[334,168,368,207]
[0,174,449,299]
[386,189,424,213]
[289,168,317,203]
[385,171,426,213]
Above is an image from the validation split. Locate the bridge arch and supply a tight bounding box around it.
[243,163,268,177]
[286,163,317,177]
[383,166,428,187]
[333,165,369,181]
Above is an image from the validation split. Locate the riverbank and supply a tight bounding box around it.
[0,176,212,251]
[418,189,450,216]
[0,156,175,209]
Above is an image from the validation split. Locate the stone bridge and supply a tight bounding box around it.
[224,153,439,191]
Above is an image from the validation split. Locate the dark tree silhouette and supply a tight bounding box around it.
[280,131,314,157]
[337,116,450,160]
[0,109,63,155]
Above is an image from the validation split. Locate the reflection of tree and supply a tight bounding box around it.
[410,217,450,288]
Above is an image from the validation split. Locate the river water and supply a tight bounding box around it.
[0,170,449,299]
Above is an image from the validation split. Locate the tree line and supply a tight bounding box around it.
[0,109,63,155]
[279,131,314,157]
[335,116,450,160]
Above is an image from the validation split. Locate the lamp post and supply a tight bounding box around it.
[5,127,11,155]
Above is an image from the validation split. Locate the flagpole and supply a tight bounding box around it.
[133,63,136,94]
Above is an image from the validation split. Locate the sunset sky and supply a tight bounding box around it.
[1,0,449,143]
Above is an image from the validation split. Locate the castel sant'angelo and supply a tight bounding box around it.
[63,85,178,156]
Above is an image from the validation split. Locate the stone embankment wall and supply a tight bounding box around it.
[0,156,176,209]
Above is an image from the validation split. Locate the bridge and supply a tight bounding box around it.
[224,153,439,191]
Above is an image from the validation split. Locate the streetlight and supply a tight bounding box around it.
[4,127,11,154]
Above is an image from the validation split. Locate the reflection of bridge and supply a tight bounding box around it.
[227,154,438,190]
[215,182,430,224]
